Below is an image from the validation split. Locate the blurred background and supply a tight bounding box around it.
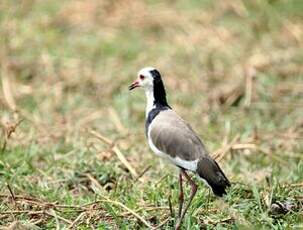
[0,0,302,229]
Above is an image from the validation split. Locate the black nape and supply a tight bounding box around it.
[150,70,169,107]
[145,69,171,136]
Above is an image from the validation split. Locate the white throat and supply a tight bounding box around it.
[144,86,155,117]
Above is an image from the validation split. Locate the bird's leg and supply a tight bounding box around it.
[175,169,198,230]
[206,189,211,212]
[178,170,184,219]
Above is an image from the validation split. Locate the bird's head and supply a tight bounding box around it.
[129,67,169,108]
[128,67,162,91]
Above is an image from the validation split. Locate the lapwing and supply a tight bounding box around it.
[129,67,230,229]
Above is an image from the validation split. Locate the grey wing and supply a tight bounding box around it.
[149,111,208,161]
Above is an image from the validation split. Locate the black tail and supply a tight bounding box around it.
[197,157,230,197]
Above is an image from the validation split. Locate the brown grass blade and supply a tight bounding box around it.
[90,130,138,178]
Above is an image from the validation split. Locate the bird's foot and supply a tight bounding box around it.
[175,220,181,230]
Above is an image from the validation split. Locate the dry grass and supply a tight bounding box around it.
[0,0,303,229]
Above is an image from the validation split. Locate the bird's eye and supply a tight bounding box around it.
[140,75,145,80]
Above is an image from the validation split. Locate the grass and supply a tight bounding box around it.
[0,0,303,229]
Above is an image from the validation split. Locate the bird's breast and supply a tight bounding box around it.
[147,123,168,159]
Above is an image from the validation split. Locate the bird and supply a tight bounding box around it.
[129,67,230,229]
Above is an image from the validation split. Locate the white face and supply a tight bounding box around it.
[129,67,156,91]
[137,67,155,89]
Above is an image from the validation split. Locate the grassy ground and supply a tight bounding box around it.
[0,0,303,229]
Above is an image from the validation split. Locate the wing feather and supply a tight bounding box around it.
[149,110,208,161]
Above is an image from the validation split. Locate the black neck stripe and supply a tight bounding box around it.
[150,69,169,107]
[144,69,171,136]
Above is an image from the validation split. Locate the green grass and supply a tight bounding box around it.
[0,0,303,229]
